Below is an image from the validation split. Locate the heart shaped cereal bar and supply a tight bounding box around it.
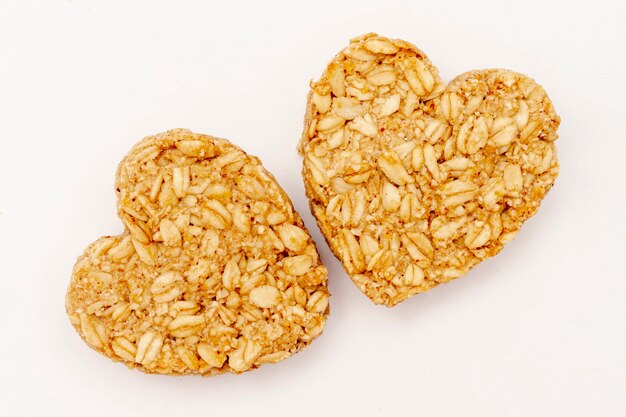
[299,34,559,306]
[67,129,329,374]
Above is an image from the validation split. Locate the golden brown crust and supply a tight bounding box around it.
[300,34,560,306]
[67,129,329,375]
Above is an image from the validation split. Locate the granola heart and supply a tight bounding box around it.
[66,129,329,375]
[299,33,560,306]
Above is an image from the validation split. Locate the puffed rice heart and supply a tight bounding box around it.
[299,33,559,306]
[67,129,329,375]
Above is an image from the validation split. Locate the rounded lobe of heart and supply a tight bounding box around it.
[66,129,329,375]
[300,33,560,307]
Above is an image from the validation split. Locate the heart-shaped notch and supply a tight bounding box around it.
[299,33,559,306]
[67,129,329,375]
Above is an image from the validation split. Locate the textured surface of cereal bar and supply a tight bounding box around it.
[300,33,560,306]
[67,129,329,374]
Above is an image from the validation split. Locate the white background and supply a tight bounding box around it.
[1,0,625,416]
